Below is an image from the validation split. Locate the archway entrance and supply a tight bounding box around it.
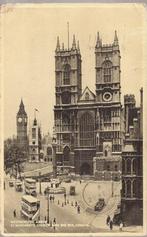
[80,163,91,175]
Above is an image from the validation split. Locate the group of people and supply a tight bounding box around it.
[106,215,123,231]
[58,198,81,214]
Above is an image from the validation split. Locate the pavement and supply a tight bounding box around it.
[3,174,143,234]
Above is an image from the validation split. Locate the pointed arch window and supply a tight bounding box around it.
[79,112,95,147]
[102,60,112,82]
[126,180,131,197]
[63,64,71,85]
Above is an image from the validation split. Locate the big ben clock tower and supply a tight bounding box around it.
[16,99,28,153]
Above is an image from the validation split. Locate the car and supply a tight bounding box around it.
[70,186,75,195]
[9,181,14,187]
[94,198,105,211]
[64,178,71,183]
[40,177,51,182]
[44,186,50,195]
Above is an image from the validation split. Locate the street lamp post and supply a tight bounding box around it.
[112,179,114,197]
[47,192,50,224]
[39,172,42,194]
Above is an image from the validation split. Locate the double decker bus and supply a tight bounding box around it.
[24,178,37,196]
[21,195,40,220]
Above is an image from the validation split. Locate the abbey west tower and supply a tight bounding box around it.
[54,32,122,177]
[94,31,122,180]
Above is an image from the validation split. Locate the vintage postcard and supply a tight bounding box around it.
[0,3,147,236]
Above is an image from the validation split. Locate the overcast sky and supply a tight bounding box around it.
[2,3,146,139]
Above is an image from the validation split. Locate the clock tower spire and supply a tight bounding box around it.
[16,99,28,153]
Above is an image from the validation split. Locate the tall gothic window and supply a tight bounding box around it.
[62,113,70,131]
[63,64,70,85]
[102,60,112,82]
[126,180,131,197]
[79,112,95,146]
[126,159,131,174]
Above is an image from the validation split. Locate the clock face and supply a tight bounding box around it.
[18,117,22,123]
[103,92,112,102]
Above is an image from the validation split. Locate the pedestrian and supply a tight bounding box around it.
[50,220,52,227]
[71,201,73,206]
[35,220,38,226]
[50,195,52,202]
[109,220,113,230]
[77,205,80,214]
[13,209,16,218]
[64,193,66,201]
[53,217,56,225]
[106,215,110,225]
[44,216,47,222]
[58,200,60,205]
[119,221,123,231]
[52,195,55,203]
[80,180,81,184]
[75,201,78,207]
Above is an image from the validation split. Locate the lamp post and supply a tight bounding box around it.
[112,179,114,197]
[47,192,50,224]
[39,172,42,194]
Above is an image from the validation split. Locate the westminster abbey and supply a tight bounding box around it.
[54,31,123,178]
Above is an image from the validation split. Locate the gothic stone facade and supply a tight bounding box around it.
[54,32,122,176]
[121,89,143,225]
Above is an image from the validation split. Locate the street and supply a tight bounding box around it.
[3,174,142,234]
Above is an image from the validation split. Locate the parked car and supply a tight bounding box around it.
[44,186,50,195]
[64,178,71,183]
[70,186,75,195]
[94,198,105,211]
[9,181,14,187]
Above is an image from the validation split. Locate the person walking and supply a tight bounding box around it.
[52,195,55,203]
[13,209,16,218]
[109,220,113,230]
[119,221,123,231]
[106,215,110,225]
[77,205,80,214]
[53,217,56,225]
[75,201,78,207]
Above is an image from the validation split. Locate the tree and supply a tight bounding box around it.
[4,138,26,178]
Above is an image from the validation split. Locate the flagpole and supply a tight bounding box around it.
[34,109,36,119]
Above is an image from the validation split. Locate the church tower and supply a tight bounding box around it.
[16,99,28,151]
[94,31,122,180]
[55,35,82,106]
[54,35,82,170]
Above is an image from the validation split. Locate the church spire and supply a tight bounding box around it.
[72,34,76,50]
[77,40,80,53]
[96,32,102,48]
[113,30,118,46]
[17,99,27,116]
[56,36,60,51]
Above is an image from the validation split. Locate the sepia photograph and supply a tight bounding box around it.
[0,3,146,235]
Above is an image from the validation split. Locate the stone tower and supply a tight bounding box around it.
[54,35,82,170]
[55,35,82,106]
[29,117,42,162]
[16,99,28,151]
[94,31,122,180]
